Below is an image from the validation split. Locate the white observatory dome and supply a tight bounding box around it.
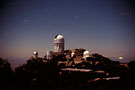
[33,52,38,59]
[54,34,65,52]
[71,52,75,57]
[54,35,64,43]
[83,51,90,59]
[33,52,38,55]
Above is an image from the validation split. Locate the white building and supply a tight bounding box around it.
[46,51,53,60]
[83,51,90,60]
[54,34,64,52]
[71,52,75,57]
[33,51,38,59]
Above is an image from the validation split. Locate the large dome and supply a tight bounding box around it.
[54,34,64,43]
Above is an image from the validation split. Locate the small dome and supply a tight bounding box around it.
[54,34,64,43]
[71,52,75,57]
[83,51,90,58]
[33,52,38,59]
[33,52,38,55]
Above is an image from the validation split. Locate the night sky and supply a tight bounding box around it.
[0,0,135,67]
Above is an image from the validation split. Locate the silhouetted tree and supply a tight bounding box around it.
[128,61,135,70]
[15,58,60,89]
[0,58,14,89]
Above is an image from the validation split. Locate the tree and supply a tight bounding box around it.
[128,61,135,70]
[0,58,14,89]
[15,58,60,89]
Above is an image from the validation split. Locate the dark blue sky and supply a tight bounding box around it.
[0,0,135,66]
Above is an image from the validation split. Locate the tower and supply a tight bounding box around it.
[54,34,64,52]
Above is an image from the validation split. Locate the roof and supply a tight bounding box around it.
[83,51,90,58]
[54,34,64,43]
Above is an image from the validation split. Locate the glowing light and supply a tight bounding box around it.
[24,19,27,23]
[119,57,123,60]
[75,16,78,19]
[33,52,37,54]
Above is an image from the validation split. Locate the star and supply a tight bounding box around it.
[64,5,68,8]
[75,16,78,19]
[24,19,28,23]
[120,12,124,16]
[90,0,94,4]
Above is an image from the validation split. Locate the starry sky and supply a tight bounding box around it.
[0,0,135,66]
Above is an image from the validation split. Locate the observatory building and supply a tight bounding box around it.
[83,51,90,60]
[46,51,53,60]
[54,34,64,52]
[71,52,75,57]
[33,51,38,59]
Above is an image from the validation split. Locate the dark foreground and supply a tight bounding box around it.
[0,55,135,90]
